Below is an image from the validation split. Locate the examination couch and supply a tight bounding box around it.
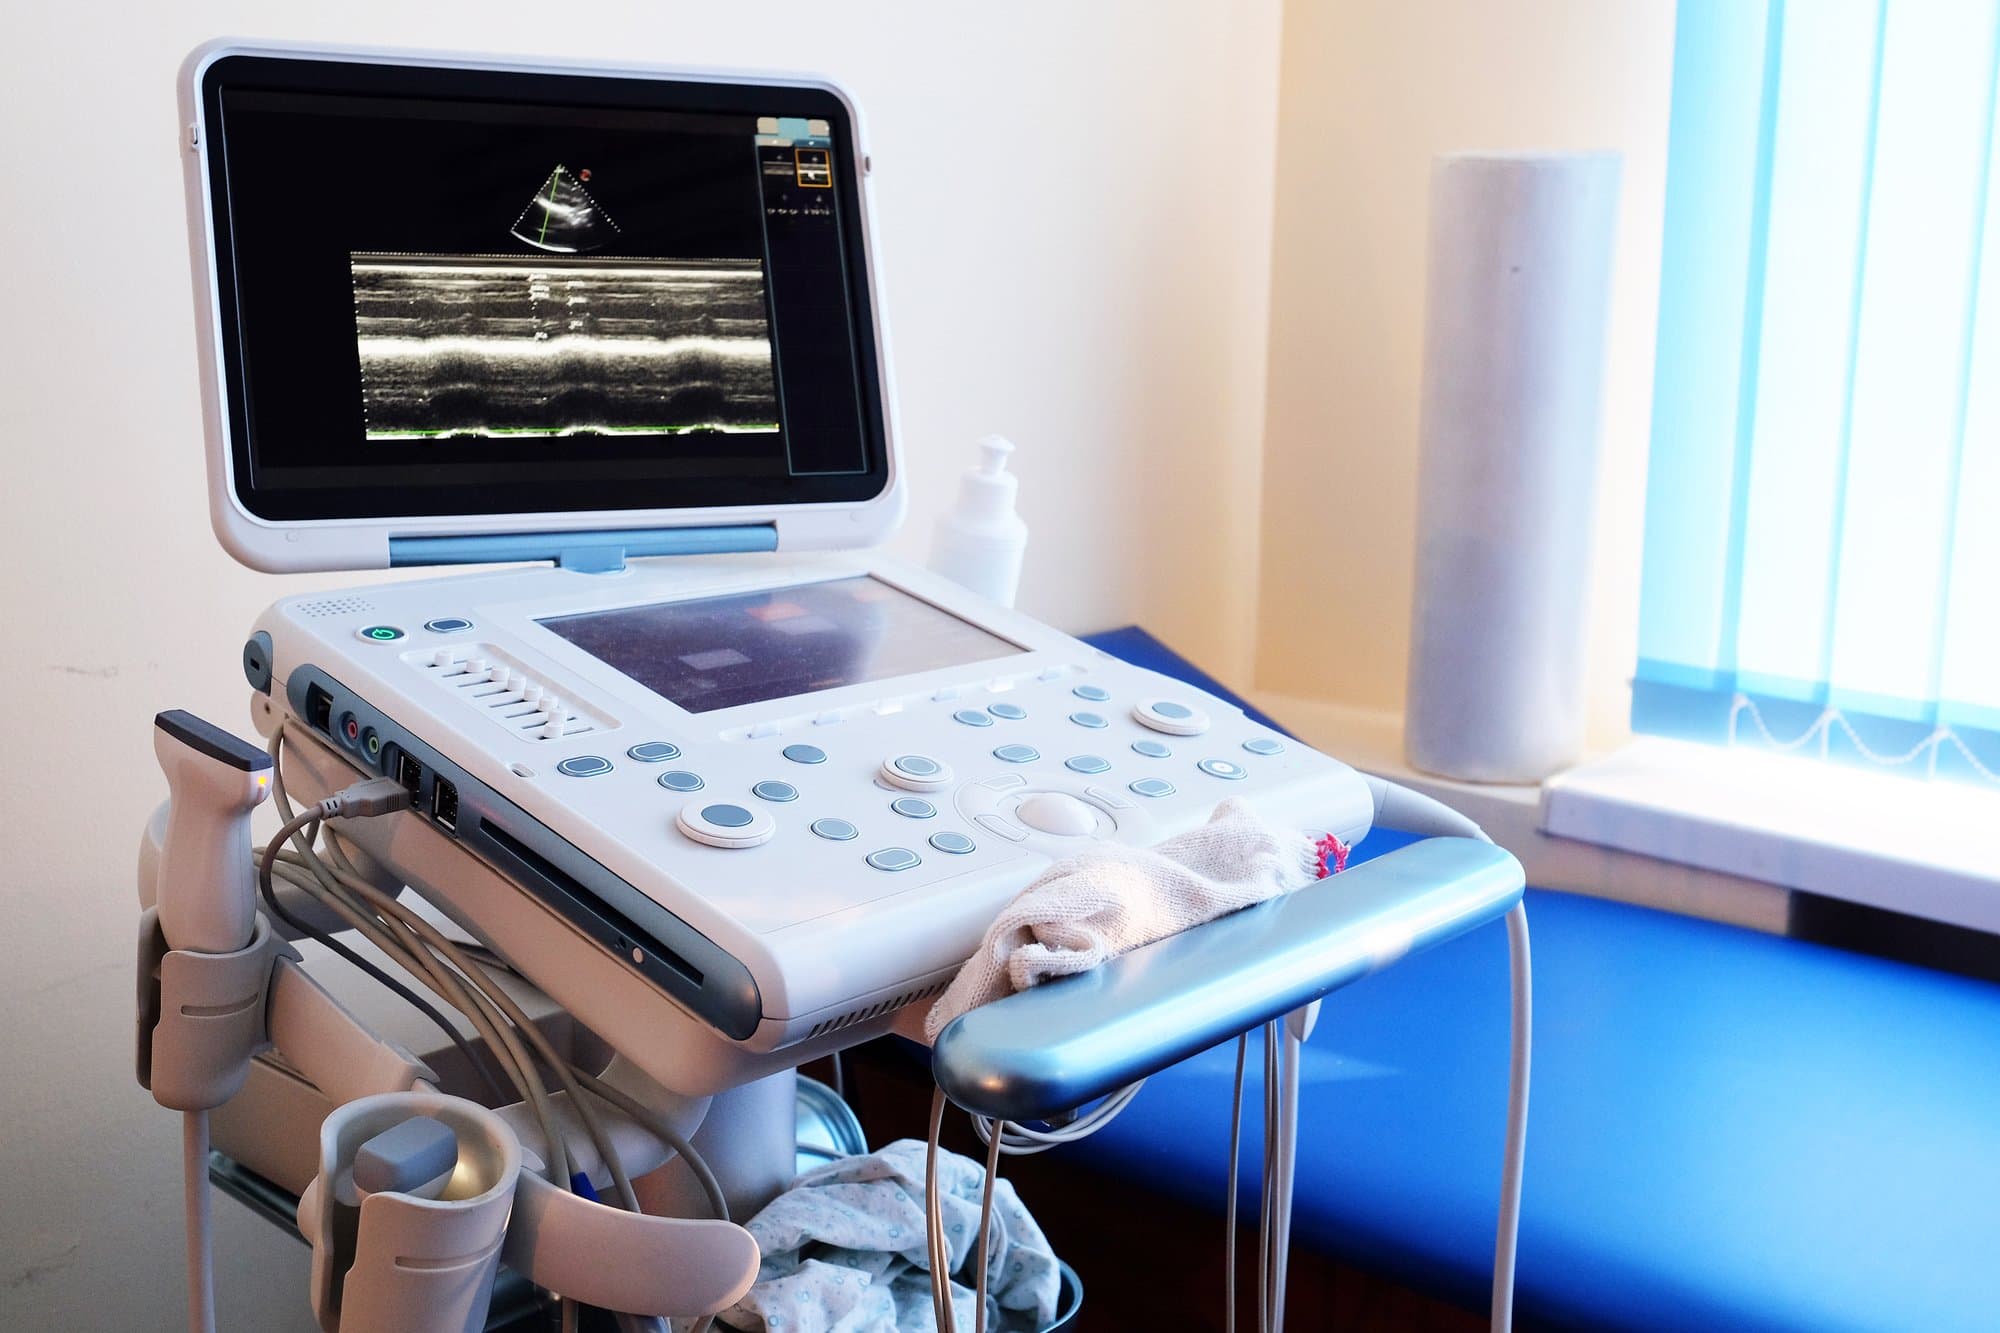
[1054,629,2000,1332]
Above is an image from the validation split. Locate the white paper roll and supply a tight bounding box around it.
[1405,152,1622,783]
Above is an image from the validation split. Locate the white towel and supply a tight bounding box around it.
[924,799,1324,1041]
[716,1139,1059,1333]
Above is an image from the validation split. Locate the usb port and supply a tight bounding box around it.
[305,683,333,734]
[431,776,459,833]
[393,750,423,802]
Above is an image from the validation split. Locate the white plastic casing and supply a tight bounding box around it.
[178,40,906,573]
[248,552,1376,1094]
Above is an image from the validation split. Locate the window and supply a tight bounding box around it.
[1635,0,2000,787]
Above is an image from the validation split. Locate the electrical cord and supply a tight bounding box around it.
[1365,778,1533,1333]
[250,723,729,1328]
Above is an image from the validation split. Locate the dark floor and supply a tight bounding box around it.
[834,1043,1483,1333]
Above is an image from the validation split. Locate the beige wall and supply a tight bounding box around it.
[0,3,1281,1324]
[1255,0,1677,748]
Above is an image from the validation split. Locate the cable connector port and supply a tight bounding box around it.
[431,777,459,834]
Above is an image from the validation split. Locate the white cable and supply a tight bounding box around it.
[1365,778,1532,1333]
[1492,901,1531,1333]
[183,1111,216,1333]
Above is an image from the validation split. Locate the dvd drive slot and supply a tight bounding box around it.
[479,818,704,988]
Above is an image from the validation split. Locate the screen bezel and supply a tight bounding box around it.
[195,51,893,525]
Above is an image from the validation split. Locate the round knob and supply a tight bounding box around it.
[1015,792,1099,837]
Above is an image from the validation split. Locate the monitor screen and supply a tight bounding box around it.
[198,56,888,520]
[538,577,1025,713]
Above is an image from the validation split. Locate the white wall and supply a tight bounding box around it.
[1254,0,1677,749]
[0,2,1282,1324]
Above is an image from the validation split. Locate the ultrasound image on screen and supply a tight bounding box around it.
[538,577,1024,713]
[352,253,779,440]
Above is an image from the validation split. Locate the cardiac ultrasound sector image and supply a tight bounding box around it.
[350,251,781,441]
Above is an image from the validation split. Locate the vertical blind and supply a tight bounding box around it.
[1637,0,2000,785]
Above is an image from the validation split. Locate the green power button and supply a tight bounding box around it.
[359,625,405,643]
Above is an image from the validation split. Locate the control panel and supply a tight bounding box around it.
[251,554,1375,1050]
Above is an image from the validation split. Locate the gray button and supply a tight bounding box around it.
[1072,684,1111,702]
[1066,755,1112,774]
[811,818,859,841]
[1198,758,1248,780]
[752,780,800,802]
[988,702,1028,720]
[423,617,473,634]
[1129,777,1176,799]
[657,771,705,792]
[892,754,942,777]
[627,741,682,763]
[556,755,613,778]
[891,797,937,819]
[1152,701,1195,720]
[1069,711,1108,729]
[974,814,1028,842]
[981,773,1027,791]
[701,803,756,828]
[782,744,828,764]
[866,847,922,872]
[1132,739,1173,759]
[1085,785,1132,810]
[929,831,976,855]
[1243,738,1287,756]
[993,744,1040,764]
[953,709,994,728]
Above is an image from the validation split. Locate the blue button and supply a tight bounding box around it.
[556,755,613,778]
[1243,738,1287,756]
[1152,701,1195,720]
[929,831,976,855]
[1069,711,1108,729]
[627,741,682,763]
[993,744,1040,764]
[988,702,1028,720]
[953,709,994,728]
[1073,684,1111,702]
[1132,739,1173,759]
[893,754,942,777]
[1065,755,1112,774]
[811,818,859,841]
[657,771,704,792]
[782,744,828,764]
[1129,777,1176,798]
[866,847,922,872]
[891,797,937,819]
[1198,758,1248,781]
[752,780,799,802]
[701,803,756,829]
[423,617,473,634]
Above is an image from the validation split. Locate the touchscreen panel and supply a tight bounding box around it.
[200,57,886,520]
[538,577,1024,713]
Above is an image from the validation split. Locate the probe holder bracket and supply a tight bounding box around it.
[137,907,298,1112]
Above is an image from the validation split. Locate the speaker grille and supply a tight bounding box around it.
[294,596,374,619]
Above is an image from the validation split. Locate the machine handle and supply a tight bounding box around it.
[930,836,1524,1122]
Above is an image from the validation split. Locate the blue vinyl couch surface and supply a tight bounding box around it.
[1081,627,2000,1332]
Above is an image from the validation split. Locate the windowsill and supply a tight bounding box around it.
[1544,736,2000,936]
[1249,691,1793,934]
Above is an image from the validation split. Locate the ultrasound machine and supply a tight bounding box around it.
[136,41,1532,1333]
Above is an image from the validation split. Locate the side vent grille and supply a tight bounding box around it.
[295,597,374,619]
[806,979,949,1040]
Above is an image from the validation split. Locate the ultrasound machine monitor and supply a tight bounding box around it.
[182,43,902,572]
[186,45,1378,1096]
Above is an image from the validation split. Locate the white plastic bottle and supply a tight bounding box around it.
[929,435,1028,607]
